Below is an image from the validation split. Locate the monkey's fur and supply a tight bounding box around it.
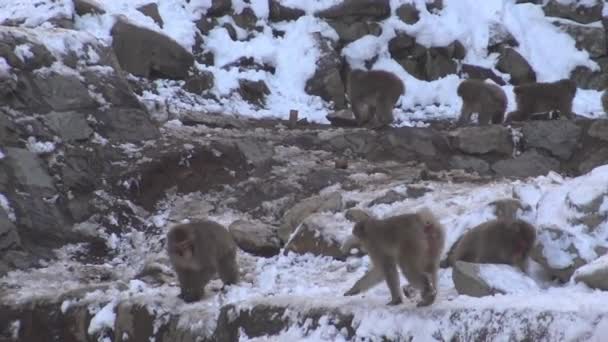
[167,220,239,302]
[489,198,530,221]
[457,79,507,125]
[346,69,405,128]
[441,219,536,272]
[602,90,608,114]
[507,79,577,122]
[344,208,445,306]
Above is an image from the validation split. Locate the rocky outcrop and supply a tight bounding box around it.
[111,18,194,79]
[305,33,346,109]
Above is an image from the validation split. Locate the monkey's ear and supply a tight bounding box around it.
[353,222,366,238]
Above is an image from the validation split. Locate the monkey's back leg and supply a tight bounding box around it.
[374,94,396,127]
[398,258,436,306]
[352,100,373,126]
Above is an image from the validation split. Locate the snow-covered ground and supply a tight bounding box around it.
[1,0,604,124]
[3,161,608,339]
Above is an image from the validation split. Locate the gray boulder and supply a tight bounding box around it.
[305,33,345,109]
[573,256,608,290]
[543,0,603,24]
[316,0,390,20]
[449,126,513,156]
[522,120,582,160]
[492,150,560,178]
[453,261,539,297]
[42,111,93,142]
[111,18,194,79]
[229,220,282,257]
[279,192,343,242]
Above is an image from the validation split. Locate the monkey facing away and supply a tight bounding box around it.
[344,208,445,307]
[346,69,405,129]
[506,79,577,122]
[442,219,536,272]
[457,79,507,125]
[167,220,239,302]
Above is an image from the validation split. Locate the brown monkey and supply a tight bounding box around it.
[344,208,445,306]
[602,89,608,114]
[489,198,530,221]
[346,69,405,128]
[167,220,239,302]
[442,219,536,272]
[457,79,507,125]
[506,79,577,122]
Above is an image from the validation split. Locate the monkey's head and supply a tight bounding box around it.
[168,226,195,260]
[352,220,368,239]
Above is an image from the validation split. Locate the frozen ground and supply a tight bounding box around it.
[1,0,605,124]
[3,156,608,339]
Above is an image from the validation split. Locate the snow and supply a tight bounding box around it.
[0,193,16,222]
[0,148,4,159]
[479,264,541,293]
[574,254,608,279]
[25,136,55,154]
[88,301,117,335]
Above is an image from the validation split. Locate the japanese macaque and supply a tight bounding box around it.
[506,79,577,122]
[167,220,239,302]
[457,79,507,125]
[344,208,445,307]
[489,198,531,221]
[346,69,405,129]
[441,219,536,272]
[602,89,608,114]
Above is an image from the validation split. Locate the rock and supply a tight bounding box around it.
[406,185,432,198]
[488,22,518,51]
[229,220,282,257]
[450,126,513,155]
[0,209,20,252]
[316,0,390,20]
[238,79,270,107]
[233,7,258,31]
[573,255,608,290]
[179,111,245,129]
[453,261,539,297]
[235,138,274,168]
[74,0,106,16]
[579,147,608,174]
[460,64,506,86]
[327,20,382,44]
[452,261,506,297]
[530,227,589,282]
[368,190,406,207]
[195,16,217,35]
[543,0,603,24]
[207,0,232,17]
[344,208,371,223]
[425,0,443,12]
[588,120,608,141]
[111,18,194,79]
[94,108,159,142]
[2,148,75,249]
[305,33,345,109]
[42,111,93,142]
[492,150,560,178]
[279,192,343,242]
[137,3,164,28]
[424,49,457,81]
[284,219,347,260]
[269,0,305,22]
[334,159,348,169]
[496,47,536,85]
[30,71,98,112]
[569,61,608,90]
[449,155,491,174]
[553,21,605,59]
[522,120,582,160]
[184,70,214,94]
[114,302,156,342]
[396,3,419,24]
[489,198,530,220]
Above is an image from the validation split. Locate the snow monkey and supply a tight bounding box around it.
[489,198,531,221]
[344,208,445,307]
[506,79,577,122]
[167,220,239,302]
[442,218,536,272]
[456,79,507,125]
[346,69,405,129]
